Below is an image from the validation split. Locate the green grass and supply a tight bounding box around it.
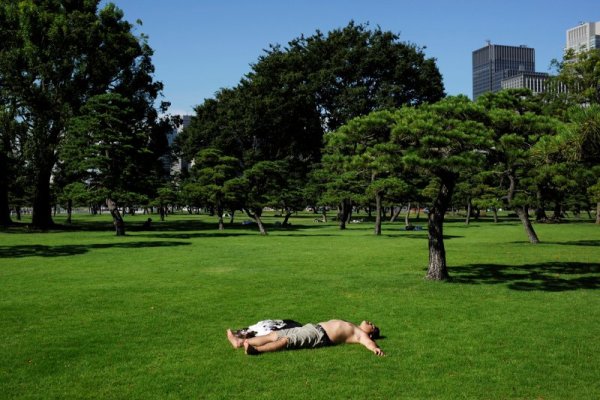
[1,212,599,399]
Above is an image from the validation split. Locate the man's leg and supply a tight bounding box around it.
[228,329,281,349]
[244,332,288,355]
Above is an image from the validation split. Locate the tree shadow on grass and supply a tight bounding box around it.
[0,241,190,259]
[543,240,600,247]
[450,262,600,291]
[397,234,463,240]
[1,218,334,235]
[136,232,253,239]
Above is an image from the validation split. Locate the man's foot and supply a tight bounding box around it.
[244,340,260,355]
[226,329,243,348]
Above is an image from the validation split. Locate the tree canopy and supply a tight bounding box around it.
[0,0,167,229]
[178,21,444,165]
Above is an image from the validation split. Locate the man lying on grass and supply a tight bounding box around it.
[227,319,384,356]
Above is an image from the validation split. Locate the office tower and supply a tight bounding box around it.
[472,43,535,100]
[566,21,600,53]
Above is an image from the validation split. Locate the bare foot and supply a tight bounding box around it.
[226,329,243,348]
[244,339,259,355]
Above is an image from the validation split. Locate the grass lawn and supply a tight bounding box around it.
[1,212,599,399]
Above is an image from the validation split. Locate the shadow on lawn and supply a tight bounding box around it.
[450,262,600,291]
[397,234,463,240]
[1,218,332,235]
[543,240,600,247]
[0,241,190,259]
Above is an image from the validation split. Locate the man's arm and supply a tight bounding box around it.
[358,332,385,356]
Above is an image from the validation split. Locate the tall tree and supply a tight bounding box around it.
[229,161,287,235]
[189,148,240,231]
[61,93,155,235]
[298,21,445,132]
[181,22,445,162]
[0,1,163,229]
[322,110,407,234]
[392,96,493,280]
[478,90,564,243]
[178,22,445,220]
[58,182,89,224]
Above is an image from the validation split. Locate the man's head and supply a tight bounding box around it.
[360,320,381,339]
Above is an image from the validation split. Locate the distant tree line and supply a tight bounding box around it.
[175,21,445,233]
[176,40,600,280]
[1,4,598,280]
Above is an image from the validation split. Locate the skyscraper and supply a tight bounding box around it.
[472,43,535,100]
[566,21,600,53]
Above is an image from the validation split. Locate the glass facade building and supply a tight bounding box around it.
[472,44,535,100]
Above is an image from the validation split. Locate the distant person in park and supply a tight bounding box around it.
[226,319,384,356]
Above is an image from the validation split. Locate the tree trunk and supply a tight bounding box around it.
[159,206,166,222]
[552,201,562,222]
[106,198,126,236]
[374,192,382,235]
[322,209,328,223]
[338,199,351,230]
[31,164,54,229]
[415,203,421,221]
[465,198,472,225]
[507,173,539,243]
[282,210,292,226]
[535,208,547,221]
[217,204,224,231]
[405,202,412,227]
[229,210,235,224]
[516,206,540,244]
[427,208,450,281]
[0,134,11,225]
[244,208,267,235]
[15,206,21,221]
[255,214,267,235]
[0,132,12,226]
[0,181,11,226]
[426,177,455,281]
[596,202,600,224]
[390,205,401,223]
[492,207,498,223]
[347,204,353,223]
[66,199,72,224]
[337,204,345,229]
[535,189,547,221]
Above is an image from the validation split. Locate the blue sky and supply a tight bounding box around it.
[103,0,599,115]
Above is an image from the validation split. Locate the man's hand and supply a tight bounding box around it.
[373,347,385,356]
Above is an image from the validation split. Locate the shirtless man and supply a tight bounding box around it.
[226,319,384,356]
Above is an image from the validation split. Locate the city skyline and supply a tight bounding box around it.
[102,0,599,115]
